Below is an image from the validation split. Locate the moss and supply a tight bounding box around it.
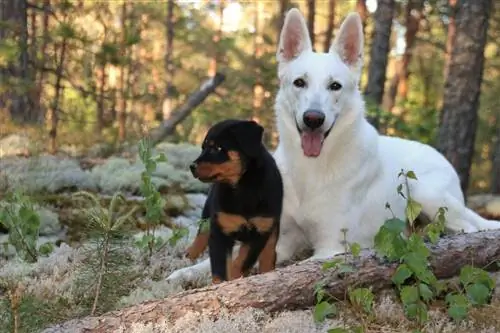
[0,155,97,194]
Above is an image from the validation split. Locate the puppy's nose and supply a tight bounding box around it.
[189,163,197,174]
[303,110,325,130]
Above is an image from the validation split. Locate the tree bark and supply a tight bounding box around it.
[48,29,68,155]
[147,73,226,147]
[356,0,368,34]
[306,0,316,49]
[363,0,396,130]
[437,0,492,195]
[385,0,424,113]
[42,229,500,333]
[443,0,458,81]
[162,0,175,121]
[492,121,500,194]
[0,0,35,123]
[117,1,128,142]
[323,0,335,52]
[276,0,290,40]
[208,0,224,77]
[252,0,264,123]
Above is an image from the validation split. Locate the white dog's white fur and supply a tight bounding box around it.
[166,9,500,283]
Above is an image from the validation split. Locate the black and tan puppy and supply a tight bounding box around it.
[186,119,284,284]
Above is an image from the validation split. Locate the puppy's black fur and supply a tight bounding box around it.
[186,119,284,283]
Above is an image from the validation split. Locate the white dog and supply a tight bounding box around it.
[166,9,500,283]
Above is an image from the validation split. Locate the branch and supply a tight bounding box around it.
[148,72,226,146]
[42,229,500,332]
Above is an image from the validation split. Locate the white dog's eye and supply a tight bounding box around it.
[328,81,342,91]
[293,78,306,88]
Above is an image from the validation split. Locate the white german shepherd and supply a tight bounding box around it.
[166,9,500,283]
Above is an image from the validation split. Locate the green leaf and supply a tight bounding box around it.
[405,301,428,323]
[327,329,349,333]
[313,301,337,323]
[348,287,374,314]
[337,263,356,274]
[459,265,494,289]
[156,153,168,162]
[349,242,361,257]
[406,171,418,180]
[314,281,326,303]
[392,264,413,286]
[445,293,469,321]
[384,218,407,233]
[418,283,434,302]
[400,285,420,305]
[38,242,55,256]
[322,259,342,271]
[374,223,407,261]
[406,198,423,225]
[466,283,491,305]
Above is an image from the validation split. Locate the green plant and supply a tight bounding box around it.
[0,191,54,262]
[313,229,373,332]
[374,169,494,327]
[136,136,189,261]
[72,190,139,315]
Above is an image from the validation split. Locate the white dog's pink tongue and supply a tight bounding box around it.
[301,132,323,157]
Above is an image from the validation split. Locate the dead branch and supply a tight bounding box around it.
[42,229,500,333]
[148,72,226,147]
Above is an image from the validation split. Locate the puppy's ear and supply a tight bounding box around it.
[229,120,264,159]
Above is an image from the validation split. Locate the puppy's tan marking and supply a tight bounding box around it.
[230,244,250,280]
[195,151,243,185]
[258,228,278,274]
[185,231,209,260]
[217,212,247,234]
[249,216,274,233]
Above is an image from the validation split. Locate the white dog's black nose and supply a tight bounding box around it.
[303,110,325,130]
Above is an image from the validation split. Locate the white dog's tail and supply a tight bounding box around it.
[444,192,500,232]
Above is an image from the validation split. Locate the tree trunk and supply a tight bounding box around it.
[162,0,175,121]
[276,0,290,40]
[252,0,264,123]
[117,1,128,142]
[323,0,335,52]
[356,0,368,34]
[443,0,458,81]
[48,33,68,154]
[208,0,224,77]
[0,0,35,123]
[306,0,316,49]
[42,229,500,332]
[385,0,424,113]
[35,0,50,122]
[363,0,395,130]
[437,0,492,195]
[95,63,106,135]
[492,121,500,194]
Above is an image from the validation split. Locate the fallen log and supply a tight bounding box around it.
[42,229,500,333]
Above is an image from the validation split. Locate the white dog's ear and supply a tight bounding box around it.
[330,12,364,73]
[277,8,312,63]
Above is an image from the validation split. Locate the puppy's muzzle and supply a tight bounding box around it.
[189,162,198,177]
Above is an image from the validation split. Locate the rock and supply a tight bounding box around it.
[485,197,500,216]
[0,134,32,157]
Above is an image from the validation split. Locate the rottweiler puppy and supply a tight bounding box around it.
[186,119,284,284]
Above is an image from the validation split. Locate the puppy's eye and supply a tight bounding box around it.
[211,145,222,152]
[293,78,306,88]
[328,81,342,91]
